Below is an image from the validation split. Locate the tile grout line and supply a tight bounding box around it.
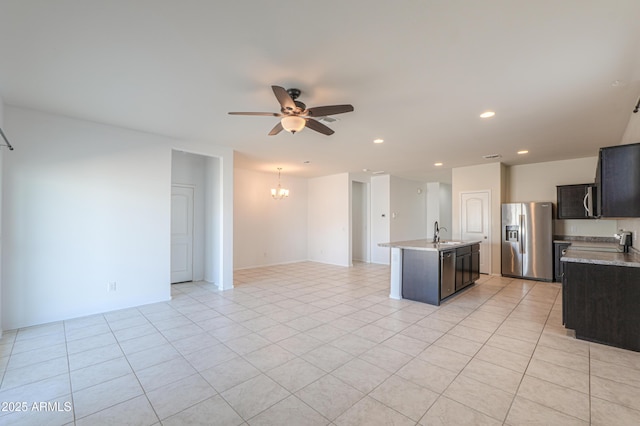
[62,319,78,424]
[503,282,591,425]
[424,276,527,424]
[69,309,157,423]
[0,330,16,391]
[501,280,557,424]
[140,293,242,423]
[5,264,640,424]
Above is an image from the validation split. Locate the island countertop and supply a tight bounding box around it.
[378,239,482,251]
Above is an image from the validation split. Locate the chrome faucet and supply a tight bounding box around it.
[433,221,447,243]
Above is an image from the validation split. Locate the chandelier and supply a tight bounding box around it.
[271,168,289,200]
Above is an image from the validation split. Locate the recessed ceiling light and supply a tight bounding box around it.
[362,168,370,172]
[434,162,443,167]
[517,150,529,155]
[373,138,384,144]
[372,170,385,175]
[480,111,496,118]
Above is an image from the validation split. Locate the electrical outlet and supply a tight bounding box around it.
[108,282,116,292]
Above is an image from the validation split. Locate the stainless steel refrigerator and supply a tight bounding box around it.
[501,202,553,281]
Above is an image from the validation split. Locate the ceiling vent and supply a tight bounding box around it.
[482,154,502,160]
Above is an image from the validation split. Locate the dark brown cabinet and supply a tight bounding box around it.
[455,244,480,291]
[596,142,640,218]
[402,249,441,305]
[471,245,480,282]
[563,260,640,352]
[556,184,595,219]
[554,242,570,282]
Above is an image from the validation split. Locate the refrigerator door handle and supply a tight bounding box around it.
[520,214,525,254]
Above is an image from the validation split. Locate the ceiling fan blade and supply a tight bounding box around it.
[272,86,296,111]
[306,104,354,117]
[228,112,282,117]
[305,118,335,136]
[268,121,284,136]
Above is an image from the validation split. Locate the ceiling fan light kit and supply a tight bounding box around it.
[281,116,306,133]
[229,85,354,136]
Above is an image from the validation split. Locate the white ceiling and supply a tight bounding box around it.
[1,1,639,181]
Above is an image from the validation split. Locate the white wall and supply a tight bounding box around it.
[368,174,427,265]
[233,167,308,269]
[426,182,452,240]
[0,95,4,337]
[1,107,234,330]
[308,173,350,266]
[439,184,452,239]
[370,175,390,264]
[204,156,222,283]
[506,157,617,237]
[390,176,427,241]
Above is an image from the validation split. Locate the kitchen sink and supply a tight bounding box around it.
[438,241,463,245]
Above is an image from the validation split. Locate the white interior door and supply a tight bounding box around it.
[171,185,194,283]
[460,191,491,274]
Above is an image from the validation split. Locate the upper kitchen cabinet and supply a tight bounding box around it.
[596,142,640,218]
[557,183,596,219]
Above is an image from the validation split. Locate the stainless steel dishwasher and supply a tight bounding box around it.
[440,250,455,299]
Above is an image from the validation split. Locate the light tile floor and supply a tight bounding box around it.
[1,261,640,425]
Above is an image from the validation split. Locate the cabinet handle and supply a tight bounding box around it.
[583,192,590,215]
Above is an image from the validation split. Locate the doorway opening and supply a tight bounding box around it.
[351,180,370,264]
[170,150,221,285]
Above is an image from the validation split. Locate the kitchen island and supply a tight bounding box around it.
[379,239,481,306]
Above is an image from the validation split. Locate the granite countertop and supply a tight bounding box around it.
[561,248,640,268]
[558,241,621,252]
[554,235,618,244]
[553,235,619,247]
[378,239,481,252]
[555,235,633,260]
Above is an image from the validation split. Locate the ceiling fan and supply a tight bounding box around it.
[228,85,354,136]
